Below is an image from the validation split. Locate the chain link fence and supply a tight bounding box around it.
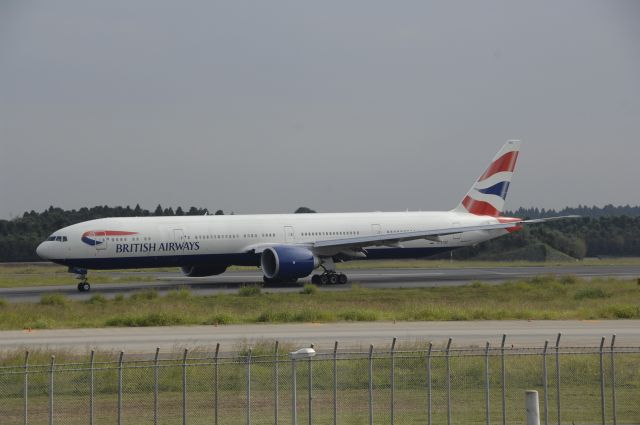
[0,334,638,425]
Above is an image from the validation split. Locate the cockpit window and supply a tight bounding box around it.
[47,235,68,242]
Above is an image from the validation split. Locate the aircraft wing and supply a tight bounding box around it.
[311,215,579,250]
[244,215,579,254]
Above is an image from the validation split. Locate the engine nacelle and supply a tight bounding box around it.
[260,246,319,280]
[181,265,228,277]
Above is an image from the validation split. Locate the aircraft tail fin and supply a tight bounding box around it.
[453,140,521,216]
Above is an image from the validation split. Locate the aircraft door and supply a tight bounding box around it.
[93,231,107,250]
[284,226,295,243]
[174,229,185,242]
[371,224,382,236]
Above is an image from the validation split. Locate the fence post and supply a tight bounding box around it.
[599,337,606,425]
[292,357,298,425]
[183,348,189,425]
[153,348,160,425]
[333,341,338,425]
[446,337,452,425]
[555,333,561,425]
[390,337,397,425]
[485,342,490,425]
[24,351,29,425]
[48,355,55,425]
[501,334,506,425]
[214,343,220,425]
[89,350,95,425]
[610,334,617,425]
[247,348,252,425]
[525,390,540,425]
[426,342,432,425]
[117,351,124,425]
[275,341,279,425]
[542,341,549,425]
[368,344,374,425]
[308,344,313,425]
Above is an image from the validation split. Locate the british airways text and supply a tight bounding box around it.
[115,242,200,254]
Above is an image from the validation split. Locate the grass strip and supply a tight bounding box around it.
[0,276,639,330]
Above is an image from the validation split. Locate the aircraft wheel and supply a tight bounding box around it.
[77,282,90,292]
[329,274,339,285]
[338,274,348,285]
[319,274,329,285]
[311,275,320,285]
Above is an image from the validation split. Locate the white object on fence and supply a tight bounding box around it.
[525,390,540,425]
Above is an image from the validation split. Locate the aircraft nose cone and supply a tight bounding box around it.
[36,242,49,260]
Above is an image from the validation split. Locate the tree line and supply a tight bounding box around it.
[0,205,638,262]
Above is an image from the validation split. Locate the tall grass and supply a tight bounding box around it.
[0,276,638,330]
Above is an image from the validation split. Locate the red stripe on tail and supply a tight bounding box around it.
[461,196,500,216]
[478,151,519,181]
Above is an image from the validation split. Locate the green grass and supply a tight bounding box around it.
[0,264,157,288]
[0,276,639,330]
[300,283,319,294]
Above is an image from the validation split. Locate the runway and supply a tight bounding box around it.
[1,320,636,353]
[0,264,638,302]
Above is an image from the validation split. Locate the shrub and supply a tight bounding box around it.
[338,309,378,321]
[300,283,318,295]
[87,294,107,305]
[559,275,578,285]
[106,312,184,327]
[24,320,51,329]
[238,285,262,297]
[165,288,191,300]
[599,305,639,319]
[114,294,125,302]
[574,288,611,300]
[206,313,233,325]
[40,294,68,306]
[292,310,334,322]
[528,275,556,285]
[256,310,294,322]
[130,289,159,301]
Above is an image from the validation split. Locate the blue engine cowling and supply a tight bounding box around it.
[260,246,319,280]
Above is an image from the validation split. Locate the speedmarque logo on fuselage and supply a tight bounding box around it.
[81,230,139,246]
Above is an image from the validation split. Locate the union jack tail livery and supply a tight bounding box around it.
[454,140,521,216]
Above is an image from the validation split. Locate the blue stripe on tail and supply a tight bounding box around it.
[476,181,510,200]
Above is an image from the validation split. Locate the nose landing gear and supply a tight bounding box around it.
[69,267,91,292]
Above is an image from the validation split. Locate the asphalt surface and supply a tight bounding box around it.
[1,321,636,353]
[1,265,639,302]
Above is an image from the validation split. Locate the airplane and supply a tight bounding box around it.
[36,140,575,291]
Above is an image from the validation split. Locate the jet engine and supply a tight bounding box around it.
[260,246,319,281]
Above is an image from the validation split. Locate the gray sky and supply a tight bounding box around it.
[1,1,639,219]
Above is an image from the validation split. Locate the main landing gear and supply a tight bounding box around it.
[70,267,91,292]
[311,271,348,285]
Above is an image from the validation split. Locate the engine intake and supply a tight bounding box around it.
[181,265,228,277]
[260,246,319,280]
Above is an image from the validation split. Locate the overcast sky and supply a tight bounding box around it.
[1,1,639,219]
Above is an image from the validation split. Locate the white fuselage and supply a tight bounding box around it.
[36,211,509,270]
